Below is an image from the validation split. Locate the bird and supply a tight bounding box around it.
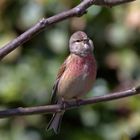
[47,31,97,134]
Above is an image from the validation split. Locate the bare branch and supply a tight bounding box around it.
[93,0,135,6]
[0,0,135,60]
[0,85,139,118]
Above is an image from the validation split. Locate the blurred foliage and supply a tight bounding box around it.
[0,0,140,140]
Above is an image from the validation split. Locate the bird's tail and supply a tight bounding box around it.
[47,112,64,134]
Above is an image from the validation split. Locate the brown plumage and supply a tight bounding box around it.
[47,31,97,134]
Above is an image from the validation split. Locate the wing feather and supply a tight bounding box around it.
[50,56,71,103]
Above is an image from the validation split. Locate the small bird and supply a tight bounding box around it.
[47,31,97,134]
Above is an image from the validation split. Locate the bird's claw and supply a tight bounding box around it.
[60,98,68,110]
[75,98,82,107]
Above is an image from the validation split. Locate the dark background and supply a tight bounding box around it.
[0,0,140,140]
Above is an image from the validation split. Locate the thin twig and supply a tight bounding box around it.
[0,0,135,60]
[0,85,139,118]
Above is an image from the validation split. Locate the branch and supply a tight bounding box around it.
[0,0,135,60]
[94,0,135,6]
[0,85,139,118]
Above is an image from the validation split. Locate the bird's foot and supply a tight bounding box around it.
[74,98,82,107]
[60,98,68,110]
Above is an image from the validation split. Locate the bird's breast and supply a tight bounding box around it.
[58,54,96,99]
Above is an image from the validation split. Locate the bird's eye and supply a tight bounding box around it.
[76,40,81,42]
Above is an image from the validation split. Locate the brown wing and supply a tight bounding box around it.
[50,56,71,104]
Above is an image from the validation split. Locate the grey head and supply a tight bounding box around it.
[69,31,94,56]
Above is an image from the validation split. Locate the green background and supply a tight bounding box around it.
[0,0,140,140]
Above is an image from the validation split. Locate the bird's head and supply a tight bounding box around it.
[69,31,94,56]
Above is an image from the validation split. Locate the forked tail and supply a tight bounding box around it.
[47,112,64,134]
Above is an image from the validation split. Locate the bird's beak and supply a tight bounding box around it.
[84,43,89,50]
[83,39,90,49]
[83,39,89,44]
